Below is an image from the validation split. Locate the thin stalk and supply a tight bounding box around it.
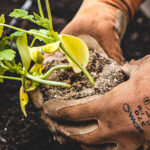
[41,65,71,79]
[30,37,36,48]
[0,75,22,81]
[0,23,53,41]
[3,60,14,69]
[26,73,70,88]
[37,0,45,19]
[60,42,95,86]
[10,38,13,49]
[45,0,53,31]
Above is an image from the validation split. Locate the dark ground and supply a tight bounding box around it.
[0,0,150,150]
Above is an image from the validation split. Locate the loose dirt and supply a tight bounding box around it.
[41,49,124,101]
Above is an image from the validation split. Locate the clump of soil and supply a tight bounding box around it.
[40,49,124,101]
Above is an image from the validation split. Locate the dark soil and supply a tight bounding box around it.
[0,0,150,150]
[41,49,124,101]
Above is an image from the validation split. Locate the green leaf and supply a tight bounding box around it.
[0,14,5,38]
[33,12,41,21]
[0,60,8,69]
[10,31,25,38]
[0,38,8,50]
[9,9,34,20]
[20,86,28,117]
[60,34,89,73]
[0,67,8,82]
[16,33,31,71]
[33,12,49,29]
[29,29,53,44]
[0,49,16,61]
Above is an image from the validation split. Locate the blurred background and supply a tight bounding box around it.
[0,0,149,150]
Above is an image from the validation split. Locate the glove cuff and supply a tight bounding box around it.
[99,0,144,21]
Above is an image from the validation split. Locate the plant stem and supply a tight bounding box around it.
[60,42,95,86]
[41,65,71,79]
[37,0,45,19]
[10,38,13,49]
[26,73,70,88]
[30,37,36,48]
[45,0,53,31]
[0,23,53,41]
[0,75,22,81]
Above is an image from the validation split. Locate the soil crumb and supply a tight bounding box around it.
[40,49,124,101]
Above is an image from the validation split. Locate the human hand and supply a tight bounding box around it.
[41,55,150,150]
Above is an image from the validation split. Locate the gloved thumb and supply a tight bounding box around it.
[121,62,138,77]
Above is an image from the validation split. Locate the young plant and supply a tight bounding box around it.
[0,0,95,117]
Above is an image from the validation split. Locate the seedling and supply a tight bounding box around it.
[0,0,94,117]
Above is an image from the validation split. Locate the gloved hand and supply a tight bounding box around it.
[31,0,145,149]
[59,0,142,65]
[41,55,150,150]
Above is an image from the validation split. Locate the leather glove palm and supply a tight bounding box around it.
[42,55,150,150]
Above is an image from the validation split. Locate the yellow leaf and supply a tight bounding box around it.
[24,79,39,92]
[41,41,60,53]
[20,86,29,117]
[0,14,5,38]
[16,34,31,71]
[29,63,45,77]
[60,34,89,73]
[24,63,45,92]
[30,41,60,63]
[30,47,44,64]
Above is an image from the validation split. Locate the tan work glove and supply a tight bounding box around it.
[60,0,142,65]
[41,55,150,150]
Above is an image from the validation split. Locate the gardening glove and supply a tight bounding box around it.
[42,55,150,150]
[60,0,143,65]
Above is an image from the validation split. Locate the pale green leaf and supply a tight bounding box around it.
[20,86,29,117]
[0,49,16,61]
[0,38,8,51]
[9,9,34,20]
[33,12,49,29]
[0,14,5,38]
[29,29,53,44]
[10,31,24,38]
[0,60,8,69]
[16,33,31,71]
[60,34,89,73]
